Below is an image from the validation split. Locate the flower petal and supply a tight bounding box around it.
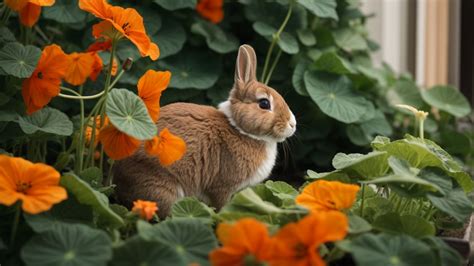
[22,186,67,214]
[137,70,171,122]
[78,0,111,19]
[145,128,186,166]
[99,125,141,160]
[64,52,96,86]
[4,0,29,11]
[19,3,41,27]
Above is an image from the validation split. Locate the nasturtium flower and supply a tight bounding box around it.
[132,199,158,221]
[137,70,171,122]
[296,180,359,212]
[98,124,141,160]
[145,128,186,166]
[5,0,54,27]
[78,0,159,60]
[0,155,67,214]
[209,218,272,266]
[196,0,224,24]
[64,52,100,86]
[271,211,348,266]
[22,44,71,114]
[87,40,112,53]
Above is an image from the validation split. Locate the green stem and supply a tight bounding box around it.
[77,86,85,172]
[419,118,425,140]
[360,184,366,217]
[58,87,105,100]
[109,69,125,89]
[260,3,293,82]
[10,204,21,247]
[264,48,282,85]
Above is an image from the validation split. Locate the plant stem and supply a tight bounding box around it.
[10,204,20,247]
[419,118,425,140]
[58,87,105,100]
[260,3,293,82]
[77,86,85,172]
[264,48,282,85]
[360,184,366,217]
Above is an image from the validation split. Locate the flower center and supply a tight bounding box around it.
[16,181,32,193]
[37,72,43,79]
[293,243,308,259]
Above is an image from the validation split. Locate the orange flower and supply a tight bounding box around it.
[210,218,272,266]
[64,52,98,86]
[78,0,159,60]
[5,0,55,27]
[132,199,158,221]
[296,180,359,212]
[98,124,141,160]
[145,129,186,166]
[137,70,171,122]
[196,0,224,24]
[0,155,67,214]
[271,211,348,266]
[87,40,112,52]
[90,53,104,81]
[85,115,106,146]
[22,44,71,114]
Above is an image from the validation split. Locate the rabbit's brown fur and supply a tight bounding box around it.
[113,45,296,218]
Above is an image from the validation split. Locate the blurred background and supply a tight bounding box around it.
[361,0,473,103]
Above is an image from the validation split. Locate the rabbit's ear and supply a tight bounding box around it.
[235,44,257,83]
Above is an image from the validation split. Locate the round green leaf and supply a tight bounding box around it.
[159,50,220,90]
[292,59,310,96]
[297,0,338,20]
[153,0,196,10]
[171,197,215,225]
[348,214,372,234]
[191,20,239,54]
[332,151,389,178]
[18,107,73,136]
[297,28,317,46]
[386,79,424,109]
[350,233,435,266]
[152,16,186,58]
[0,42,41,78]
[278,32,299,54]
[304,72,369,123]
[314,51,355,74]
[253,21,276,37]
[106,89,157,140]
[421,85,471,117]
[138,219,217,265]
[372,213,435,238]
[333,28,367,52]
[427,189,473,222]
[0,26,16,43]
[43,0,86,24]
[21,223,112,266]
[112,236,185,266]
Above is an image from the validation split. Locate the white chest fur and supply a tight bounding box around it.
[237,141,277,191]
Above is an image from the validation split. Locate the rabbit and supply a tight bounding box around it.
[113,45,296,218]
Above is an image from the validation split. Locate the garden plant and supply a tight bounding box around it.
[0,0,473,265]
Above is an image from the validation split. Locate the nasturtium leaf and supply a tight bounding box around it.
[0,27,16,43]
[106,89,157,140]
[153,0,196,10]
[221,188,284,215]
[418,168,452,196]
[333,28,367,52]
[0,42,41,78]
[43,0,86,24]
[440,129,472,156]
[18,107,73,136]
[159,50,220,90]
[60,174,124,229]
[349,233,435,266]
[152,16,186,58]
[355,64,388,87]
[265,180,298,201]
[360,110,392,137]
[348,214,372,234]
[292,59,310,96]
[346,124,372,146]
[314,51,355,74]
[372,213,435,238]
[297,28,317,46]
[171,197,215,225]
[253,21,276,37]
[306,169,350,182]
[373,135,474,192]
[0,110,18,122]
[21,223,112,266]
[111,236,185,266]
[421,85,471,117]
[277,32,299,54]
[304,72,369,123]
[138,219,217,265]
[297,0,338,20]
[191,20,239,54]
[387,79,424,109]
[138,7,162,35]
[80,167,103,189]
[423,236,463,266]
[427,189,473,222]
[332,151,389,178]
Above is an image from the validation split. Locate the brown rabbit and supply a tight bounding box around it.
[113,45,296,218]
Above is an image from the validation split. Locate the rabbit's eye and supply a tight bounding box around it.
[258,98,271,110]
